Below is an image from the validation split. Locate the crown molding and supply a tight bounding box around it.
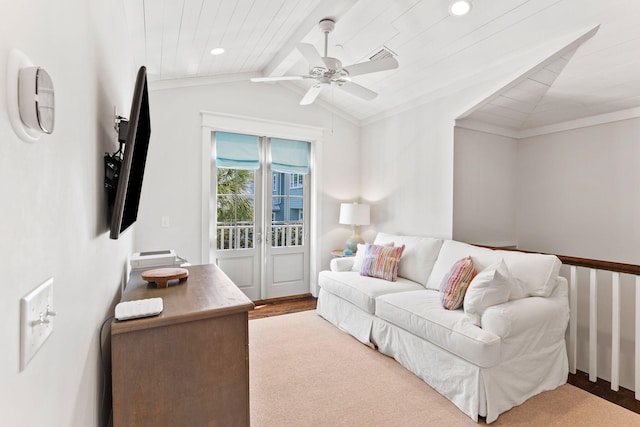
[456,107,640,139]
[454,120,520,138]
[518,107,640,138]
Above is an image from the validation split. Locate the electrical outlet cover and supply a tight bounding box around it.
[20,277,54,370]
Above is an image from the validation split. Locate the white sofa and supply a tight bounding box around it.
[317,232,569,423]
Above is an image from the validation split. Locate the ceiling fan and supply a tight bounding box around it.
[250,18,399,105]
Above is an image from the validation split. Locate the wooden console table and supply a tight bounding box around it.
[111,264,254,427]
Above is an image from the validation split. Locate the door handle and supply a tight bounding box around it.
[256,232,262,243]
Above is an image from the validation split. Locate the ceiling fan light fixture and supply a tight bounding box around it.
[449,0,472,16]
[210,47,225,55]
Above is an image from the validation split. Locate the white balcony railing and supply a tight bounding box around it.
[271,222,304,247]
[216,221,303,250]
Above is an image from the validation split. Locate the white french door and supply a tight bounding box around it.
[265,169,309,299]
[214,166,263,300]
[213,134,310,301]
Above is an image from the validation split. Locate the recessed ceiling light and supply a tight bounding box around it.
[210,47,225,55]
[449,0,472,16]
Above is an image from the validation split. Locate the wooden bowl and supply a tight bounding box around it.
[141,267,189,288]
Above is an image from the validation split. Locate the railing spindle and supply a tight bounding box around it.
[589,268,597,382]
[611,272,620,391]
[569,266,577,374]
[636,276,640,400]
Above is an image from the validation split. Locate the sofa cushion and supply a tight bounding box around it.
[426,240,561,297]
[426,240,497,291]
[464,260,512,326]
[360,244,405,281]
[440,256,477,310]
[374,232,443,287]
[318,270,424,314]
[375,290,502,367]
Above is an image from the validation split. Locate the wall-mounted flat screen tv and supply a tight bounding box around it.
[109,66,151,239]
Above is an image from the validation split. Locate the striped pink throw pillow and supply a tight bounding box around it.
[360,244,406,282]
[440,256,477,310]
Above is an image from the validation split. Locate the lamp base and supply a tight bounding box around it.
[345,234,365,253]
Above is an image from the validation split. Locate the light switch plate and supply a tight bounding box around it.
[20,277,54,370]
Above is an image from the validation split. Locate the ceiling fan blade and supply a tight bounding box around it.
[343,56,399,77]
[339,81,378,101]
[297,43,328,69]
[250,75,305,82]
[300,83,325,105]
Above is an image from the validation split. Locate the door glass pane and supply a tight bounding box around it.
[271,172,304,247]
[216,168,255,250]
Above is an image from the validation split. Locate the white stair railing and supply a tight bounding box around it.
[560,255,640,397]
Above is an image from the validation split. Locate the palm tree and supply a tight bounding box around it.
[217,168,254,249]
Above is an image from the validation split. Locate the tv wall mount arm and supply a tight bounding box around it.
[104,109,129,204]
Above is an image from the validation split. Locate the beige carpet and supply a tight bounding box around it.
[249,310,640,426]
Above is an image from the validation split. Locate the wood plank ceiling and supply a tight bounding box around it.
[124,0,640,130]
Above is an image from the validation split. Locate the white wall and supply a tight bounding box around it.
[453,127,518,246]
[517,118,640,261]
[0,1,135,426]
[360,105,453,239]
[516,117,640,389]
[135,81,361,274]
[359,79,523,241]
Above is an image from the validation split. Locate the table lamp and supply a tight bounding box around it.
[339,202,370,252]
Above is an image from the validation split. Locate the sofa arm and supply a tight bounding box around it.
[330,257,355,272]
[481,278,569,341]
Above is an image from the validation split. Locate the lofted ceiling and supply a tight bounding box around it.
[124,0,640,129]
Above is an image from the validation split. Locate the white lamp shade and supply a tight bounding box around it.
[339,203,370,225]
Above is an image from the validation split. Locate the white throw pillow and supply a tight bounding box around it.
[494,249,561,297]
[351,244,367,272]
[464,259,513,327]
